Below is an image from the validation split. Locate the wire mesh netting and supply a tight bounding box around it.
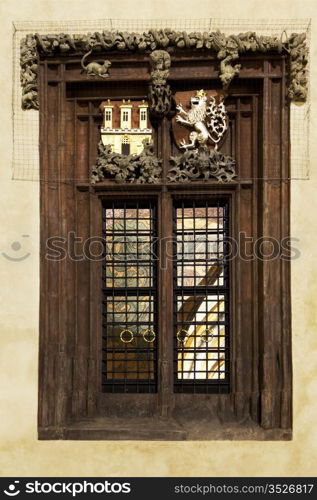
[12,18,311,181]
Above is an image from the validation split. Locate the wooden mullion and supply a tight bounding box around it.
[158,188,174,416]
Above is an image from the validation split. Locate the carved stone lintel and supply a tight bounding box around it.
[167,147,236,183]
[20,29,309,110]
[148,50,172,117]
[91,139,162,184]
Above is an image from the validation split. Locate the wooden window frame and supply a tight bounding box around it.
[38,51,292,440]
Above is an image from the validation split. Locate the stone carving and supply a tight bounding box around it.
[20,29,309,110]
[91,139,162,184]
[81,49,111,78]
[287,33,308,102]
[35,32,77,53]
[148,50,172,116]
[167,147,236,183]
[149,49,171,85]
[20,34,38,110]
[214,31,284,89]
[176,90,228,150]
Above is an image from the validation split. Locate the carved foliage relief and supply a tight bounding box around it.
[20,29,308,184]
[20,29,309,110]
[91,139,162,184]
[92,88,236,184]
[148,49,172,117]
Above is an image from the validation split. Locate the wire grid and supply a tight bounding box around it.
[12,18,311,181]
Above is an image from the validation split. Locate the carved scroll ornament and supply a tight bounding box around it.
[20,29,309,110]
[91,139,162,184]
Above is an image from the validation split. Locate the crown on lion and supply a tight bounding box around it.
[195,89,207,98]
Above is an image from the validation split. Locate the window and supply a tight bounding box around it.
[121,135,130,155]
[121,109,132,129]
[104,109,112,127]
[38,46,292,440]
[174,200,229,393]
[102,201,157,393]
[139,109,147,129]
[101,198,229,396]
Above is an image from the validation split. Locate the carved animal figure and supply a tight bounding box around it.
[22,84,38,110]
[176,90,228,150]
[149,50,171,85]
[81,50,111,78]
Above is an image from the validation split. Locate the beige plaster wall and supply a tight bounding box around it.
[0,0,316,477]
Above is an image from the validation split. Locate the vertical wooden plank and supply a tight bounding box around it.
[259,66,287,429]
[232,98,245,419]
[76,118,89,182]
[259,70,273,429]
[44,78,60,427]
[239,110,252,180]
[55,63,68,427]
[239,187,254,413]
[88,194,102,416]
[86,105,100,416]
[59,95,76,422]
[72,105,91,418]
[251,94,260,422]
[38,60,49,429]
[156,116,173,415]
[280,58,292,429]
[234,97,255,422]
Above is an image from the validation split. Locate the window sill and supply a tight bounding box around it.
[38,418,292,441]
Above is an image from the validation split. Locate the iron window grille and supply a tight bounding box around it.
[173,199,230,393]
[102,200,158,393]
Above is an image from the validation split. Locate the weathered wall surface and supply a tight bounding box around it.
[0,0,316,477]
